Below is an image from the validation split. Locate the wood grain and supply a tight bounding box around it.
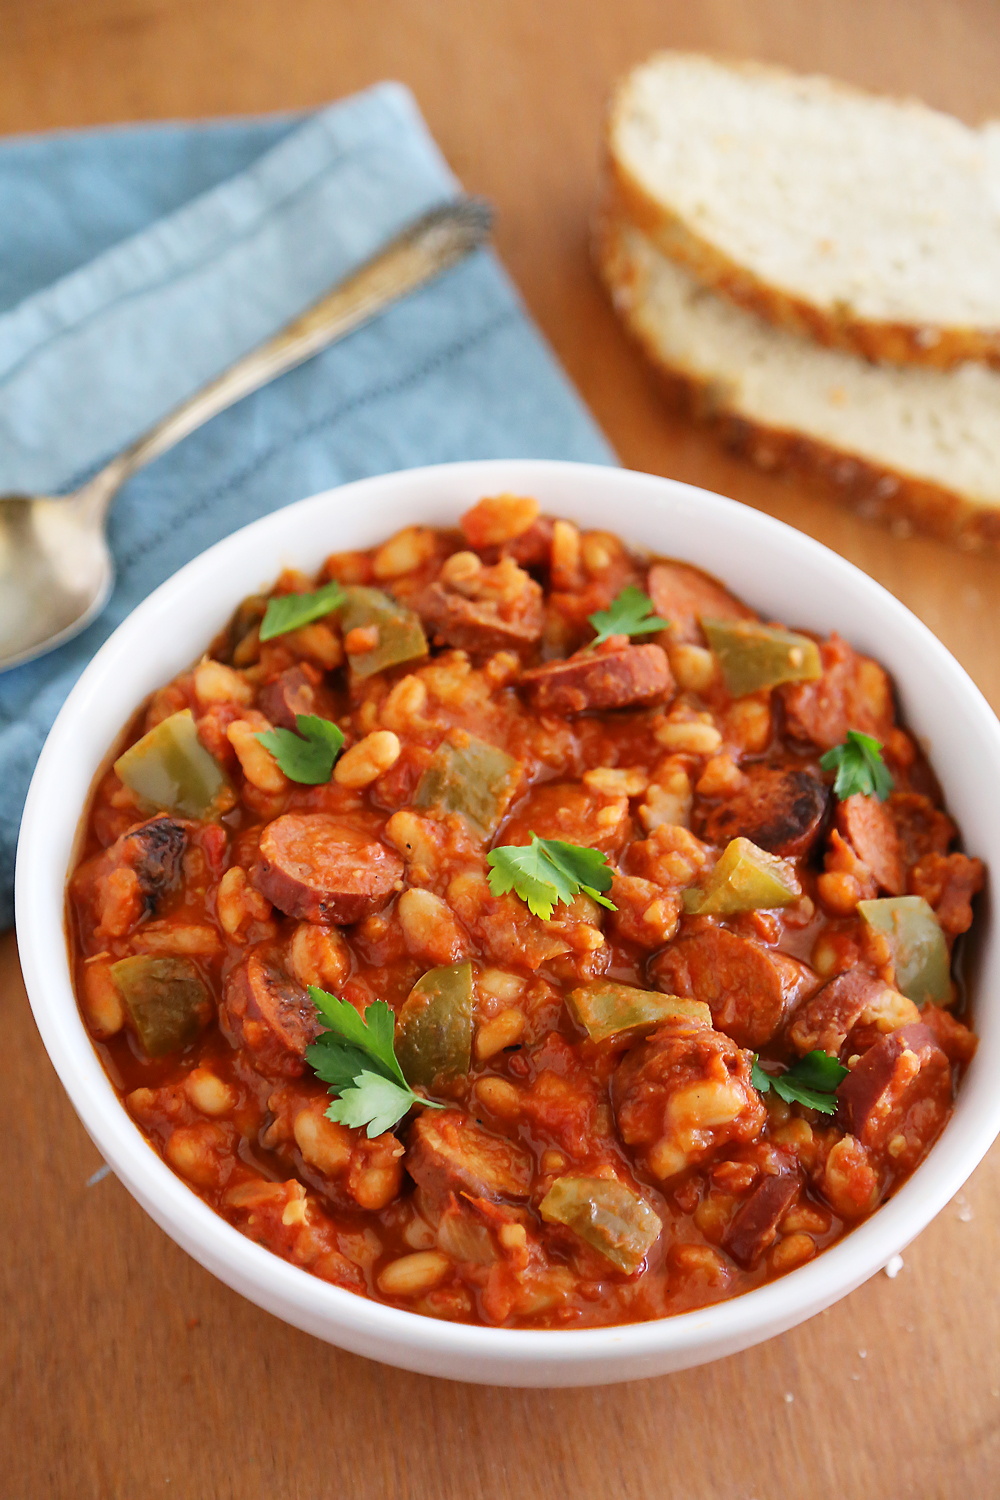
[3,2,999,1495]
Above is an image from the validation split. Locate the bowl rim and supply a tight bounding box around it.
[16,457,1000,1377]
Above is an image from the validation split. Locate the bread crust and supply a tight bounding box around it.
[593,204,1000,553]
[607,56,1000,372]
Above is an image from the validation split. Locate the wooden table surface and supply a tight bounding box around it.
[4,2,1000,1496]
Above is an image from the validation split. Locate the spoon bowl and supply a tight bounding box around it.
[0,486,113,668]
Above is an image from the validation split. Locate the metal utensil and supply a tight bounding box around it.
[0,198,492,673]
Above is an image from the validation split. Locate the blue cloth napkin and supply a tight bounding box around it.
[0,83,614,928]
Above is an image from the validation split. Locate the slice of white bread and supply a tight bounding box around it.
[595,209,1000,550]
[608,53,1000,369]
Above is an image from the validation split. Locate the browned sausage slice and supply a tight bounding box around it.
[723,1155,802,1269]
[251,813,404,924]
[836,795,904,894]
[118,815,189,911]
[646,562,755,644]
[406,1111,533,1221]
[780,634,894,751]
[697,766,829,858]
[650,928,817,1049]
[612,1020,765,1180]
[413,577,544,655]
[222,946,320,1077]
[500,780,630,854]
[910,851,985,937]
[491,517,554,569]
[71,814,191,939]
[257,665,319,730]
[787,967,894,1056]
[521,639,672,715]
[888,792,955,871]
[835,1023,951,1156]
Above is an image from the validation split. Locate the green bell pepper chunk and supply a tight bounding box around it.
[702,618,822,697]
[567,980,711,1043]
[414,736,519,837]
[683,836,800,915]
[115,709,231,820]
[857,896,951,1006]
[395,961,474,1088]
[540,1175,662,1274]
[338,586,428,679]
[110,955,212,1057]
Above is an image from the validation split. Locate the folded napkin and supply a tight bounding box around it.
[0,83,614,928]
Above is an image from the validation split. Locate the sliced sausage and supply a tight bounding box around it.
[909,852,985,937]
[780,634,894,751]
[696,765,829,858]
[787,967,897,1057]
[500,780,630,854]
[612,1020,765,1181]
[889,792,955,871]
[257,665,319,730]
[521,639,672,715]
[646,561,755,644]
[492,517,554,569]
[251,813,404,925]
[723,1155,802,1269]
[835,1023,952,1160]
[222,946,320,1077]
[650,928,817,1050]
[120,815,189,911]
[405,1111,533,1221]
[70,814,190,940]
[836,795,904,895]
[413,576,544,655]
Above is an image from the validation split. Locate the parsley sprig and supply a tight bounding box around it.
[256,714,345,784]
[305,988,445,1137]
[751,1050,848,1114]
[587,586,668,651]
[487,834,616,920]
[820,729,894,802]
[259,580,345,641]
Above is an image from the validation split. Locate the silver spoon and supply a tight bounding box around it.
[0,198,493,673]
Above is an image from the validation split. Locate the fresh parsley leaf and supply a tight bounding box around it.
[820,729,894,802]
[487,834,617,921]
[328,1071,424,1137]
[305,989,444,1137]
[308,991,404,1082]
[255,714,345,784]
[307,1041,374,1092]
[751,1050,849,1115]
[750,1055,772,1094]
[259,580,345,641]
[587,585,669,650]
[774,1076,846,1113]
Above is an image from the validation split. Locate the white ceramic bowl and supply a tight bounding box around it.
[16,459,1000,1386]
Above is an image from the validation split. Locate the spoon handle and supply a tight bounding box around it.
[85,198,493,510]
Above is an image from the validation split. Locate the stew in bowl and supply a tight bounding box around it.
[66,491,983,1331]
